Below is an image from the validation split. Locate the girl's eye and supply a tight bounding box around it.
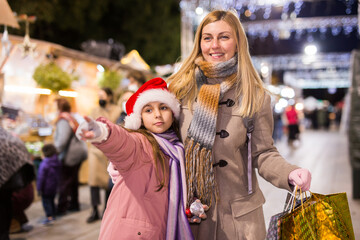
[144,108,152,113]
[160,106,168,110]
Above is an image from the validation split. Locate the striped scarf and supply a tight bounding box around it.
[184,55,238,208]
[152,131,194,240]
[56,112,79,133]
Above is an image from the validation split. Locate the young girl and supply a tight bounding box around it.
[77,78,193,240]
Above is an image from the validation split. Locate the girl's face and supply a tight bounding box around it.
[141,101,174,134]
[200,20,237,64]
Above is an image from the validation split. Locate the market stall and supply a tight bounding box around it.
[0,34,146,183]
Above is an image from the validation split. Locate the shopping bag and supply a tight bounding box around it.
[266,188,308,240]
[280,190,355,240]
[266,211,284,240]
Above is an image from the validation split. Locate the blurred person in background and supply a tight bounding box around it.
[126,70,146,92]
[272,106,284,143]
[116,90,135,125]
[0,125,35,240]
[55,98,87,215]
[9,182,34,233]
[37,143,61,225]
[285,104,300,147]
[86,87,120,223]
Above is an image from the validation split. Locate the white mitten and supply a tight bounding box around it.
[288,168,312,191]
[76,116,109,143]
[107,162,120,184]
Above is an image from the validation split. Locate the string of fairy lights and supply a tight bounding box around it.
[180,0,358,39]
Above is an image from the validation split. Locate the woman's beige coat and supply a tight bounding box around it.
[179,88,298,240]
[88,103,120,188]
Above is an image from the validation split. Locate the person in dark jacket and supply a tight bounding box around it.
[37,144,61,225]
[0,125,34,240]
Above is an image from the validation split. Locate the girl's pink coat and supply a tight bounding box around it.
[95,118,168,240]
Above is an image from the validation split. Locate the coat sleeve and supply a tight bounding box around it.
[251,94,299,191]
[93,117,153,174]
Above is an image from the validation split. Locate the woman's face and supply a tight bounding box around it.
[98,90,108,101]
[200,20,237,64]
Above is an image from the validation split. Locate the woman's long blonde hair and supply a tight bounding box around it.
[168,9,265,117]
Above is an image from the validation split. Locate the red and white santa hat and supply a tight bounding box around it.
[124,77,180,130]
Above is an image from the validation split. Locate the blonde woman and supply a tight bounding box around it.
[167,9,311,240]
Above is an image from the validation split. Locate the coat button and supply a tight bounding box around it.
[226,99,235,107]
[216,130,229,138]
[138,232,141,235]
[213,160,228,168]
[219,99,235,107]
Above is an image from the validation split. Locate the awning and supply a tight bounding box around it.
[0,0,20,28]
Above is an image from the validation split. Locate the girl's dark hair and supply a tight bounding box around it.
[42,144,58,158]
[102,87,114,103]
[126,120,180,191]
[56,98,71,112]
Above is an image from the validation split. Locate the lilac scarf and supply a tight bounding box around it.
[152,131,194,240]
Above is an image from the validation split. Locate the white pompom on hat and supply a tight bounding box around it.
[124,77,180,130]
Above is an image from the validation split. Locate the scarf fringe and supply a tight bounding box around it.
[184,55,237,209]
[184,137,218,208]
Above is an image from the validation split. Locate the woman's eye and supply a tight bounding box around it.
[160,106,168,110]
[203,36,211,41]
[220,35,230,40]
[144,109,152,113]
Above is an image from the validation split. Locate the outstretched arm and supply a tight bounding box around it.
[78,116,153,173]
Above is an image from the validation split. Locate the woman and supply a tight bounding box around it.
[167,10,311,240]
[55,98,86,215]
[87,87,120,223]
[285,104,300,146]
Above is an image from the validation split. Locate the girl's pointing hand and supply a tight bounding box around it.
[76,116,101,141]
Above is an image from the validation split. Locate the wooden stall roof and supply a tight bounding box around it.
[2,34,135,71]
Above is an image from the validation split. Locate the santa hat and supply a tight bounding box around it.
[124,77,180,130]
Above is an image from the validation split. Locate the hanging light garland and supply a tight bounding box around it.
[252,53,351,71]
[180,0,356,16]
[284,69,350,89]
[242,15,358,39]
[180,0,358,39]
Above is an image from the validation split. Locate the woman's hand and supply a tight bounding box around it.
[288,168,312,191]
[107,162,120,184]
[76,116,102,141]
